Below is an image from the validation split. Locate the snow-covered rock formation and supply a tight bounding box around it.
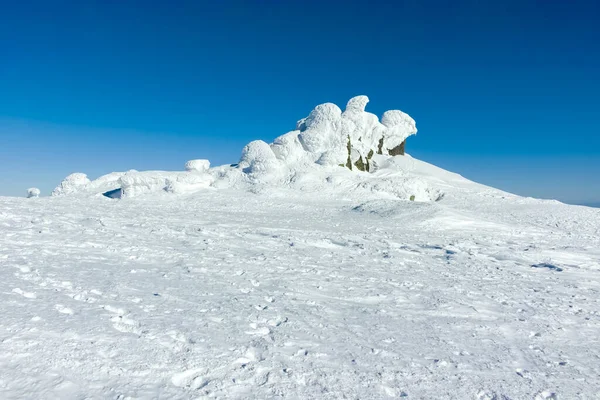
[52,173,92,196]
[50,96,436,201]
[27,188,40,198]
[226,94,418,185]
[267,95,417,172]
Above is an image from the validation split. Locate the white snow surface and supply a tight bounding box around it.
[2,157,600,399]
[3,97,600,398]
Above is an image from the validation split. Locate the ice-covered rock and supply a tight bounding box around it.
[239,140,280,176]
[52,173,91,196]
[185,159,210,173]
[27,188,40,198]
[380,110,417,155]
[271,131,306,163]
[49,95,427,201]
[239,95,418,175]
[344,95,369,113]
[297,103,343,156]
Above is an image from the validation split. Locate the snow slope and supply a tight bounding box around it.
[2,97,600,399]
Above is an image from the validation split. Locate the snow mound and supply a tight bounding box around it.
[185,159,210,173]
[239,140,281,179]
[120,171,214,198]
[52,173,91,196]
[27,188,40,198]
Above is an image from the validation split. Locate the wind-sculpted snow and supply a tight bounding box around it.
[119,171,214,198]
[280,95,417,170]
[51,173,91,196]
[184,159,210,173]
[239,140,281,177]
[26,188,40,198]
[48,96,427,200]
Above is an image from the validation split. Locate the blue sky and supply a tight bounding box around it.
[1,1,598,204]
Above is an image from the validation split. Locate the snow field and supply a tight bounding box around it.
[1,186,599,399]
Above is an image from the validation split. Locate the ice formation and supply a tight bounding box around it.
[51,96,431,200]
[185,159,210,173]
[52,173,92,196]
[27,188,40,198]
[239,140,281,179]
[265,95,417,172]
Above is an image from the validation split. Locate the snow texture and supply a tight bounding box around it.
[1,165,599,399]
[185,159,211,173]
[239,140,280,176]
[26,188,40,198]
[51,173,91,196]
[120,171,214,198]
[8,96,600,399]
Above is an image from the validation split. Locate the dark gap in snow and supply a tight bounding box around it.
[531,263,563,272]
[103,188,122,199]
[421,244,444,250]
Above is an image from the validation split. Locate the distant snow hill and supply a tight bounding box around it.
[2,96,599,399]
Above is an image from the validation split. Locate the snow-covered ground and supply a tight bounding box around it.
[1,97,599,399]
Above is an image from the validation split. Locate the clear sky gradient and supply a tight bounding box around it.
[1,0,598,204]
